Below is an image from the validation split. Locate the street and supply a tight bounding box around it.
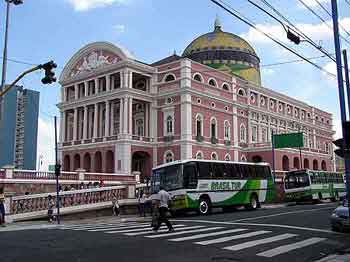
[1,202,349,262]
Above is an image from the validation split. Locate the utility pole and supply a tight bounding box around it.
[343,50,350,114]
[331,0,350,206]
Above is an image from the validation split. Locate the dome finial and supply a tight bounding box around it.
[214,14,222,31]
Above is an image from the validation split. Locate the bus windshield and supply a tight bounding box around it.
[285,171,310,189]
[151,164,183,193]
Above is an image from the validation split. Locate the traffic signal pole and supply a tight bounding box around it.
[343,50,350,114]
[331,0,350,206]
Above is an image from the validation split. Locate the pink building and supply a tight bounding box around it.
[58,20,335,181]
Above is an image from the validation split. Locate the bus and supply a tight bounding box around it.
[150,160,275,215]
[284,170,345,202]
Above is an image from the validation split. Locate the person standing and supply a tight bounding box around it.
[138,191,146,217]
[0,188,5,227]
[153,186,174,232]
[112,194,120,216]
[47,195,55,223]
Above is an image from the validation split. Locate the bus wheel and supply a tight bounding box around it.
[199,197,211,215]
[245,195,259,210]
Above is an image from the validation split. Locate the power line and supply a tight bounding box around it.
[210,0,338,79]
[248,0,336,62]
[297,0,350,47]
[313,0,350,38]
[261,54,328,67]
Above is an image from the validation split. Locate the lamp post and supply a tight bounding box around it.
[0,0,23,118]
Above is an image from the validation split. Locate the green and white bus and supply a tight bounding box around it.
[284,170,345,202]
[151,160,275,215]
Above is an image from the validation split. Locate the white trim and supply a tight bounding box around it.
[193,72,204,82]
[210,117,218,139]
[211,151,218,160]
[224,153,231,161]
[240,123,246,142]
[196,151,204,160]
[195,113,204,137]
[208,77,218,88]
[241,155,247,162]
[222,82,230,91]
[237,88,246,97]
[224,120,231,140]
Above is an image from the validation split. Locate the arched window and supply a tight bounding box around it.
[193,73,203,82]
[282,155,289,171]
[313,160,319,170]
[238,88,246,96]
[164,73,176,82]
[241,155,247,162]
[225,153,231,161]
[211,152,218,160]
[224,120,230,140]
[196,114,203,137]
[321,160,327,171]
[208,78,217,87]
[164,151,174,163]
[293,157,300,169]
[222,83,229,91]
[210,117,217,138]
[166,116,173,134]
[196,151,204,159]
[240,124,246,142]
[304,158,309,169]
[136,119,144,136]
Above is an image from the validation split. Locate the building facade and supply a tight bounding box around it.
[0,85,40,170]
[58,20,335,180]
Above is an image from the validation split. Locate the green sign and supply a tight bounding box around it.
[273,132,304,149]
[48,165,55,172]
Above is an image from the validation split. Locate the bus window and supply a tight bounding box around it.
[231,164,241,178]
[223,164,232,178]
[198,162,211,179]
[183,162,198,189]
[213,163,225,179]
[239,164,248,178]
[248,165,257,179]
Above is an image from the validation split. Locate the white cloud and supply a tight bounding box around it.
[333,119,342,139]
[37,117,56,171]
[113,24,125,34]
[240,18,350,45]
[66,0,129,11]
[262,68,275,75]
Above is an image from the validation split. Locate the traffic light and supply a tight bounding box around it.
[333,121,350,158]
[40,61,57,84]
[287,29,301,45]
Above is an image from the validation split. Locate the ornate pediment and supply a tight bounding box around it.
[70,50,121,77]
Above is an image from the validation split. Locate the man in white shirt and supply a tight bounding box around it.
[153,186,174,232]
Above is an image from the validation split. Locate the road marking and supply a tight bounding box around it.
[195,230,270,245]
[146,227,224,238]
[172,219,337,234]
[223,233,297,251]
[169,228,248,242]
[87,224,151,232]
[125,226,205,236]
[67,223,148,231]
[106,224,185,234]
[257,237,326,257]
[231,207,335,222]
[62,223,143,230]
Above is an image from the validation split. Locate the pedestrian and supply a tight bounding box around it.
[152,186,174,232]
[99,180,104,188]
[112,194,120,216]
[79,182,85,190]
[0,187,5,227]
[138,190,146,217]
[47,195,55,223]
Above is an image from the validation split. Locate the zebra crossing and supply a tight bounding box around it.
[59,221,327,259]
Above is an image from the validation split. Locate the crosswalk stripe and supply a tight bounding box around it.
[106,224,185,234]
[169,228,248,242]
[64,223,148,230]
[223,233,298,251]
[125,226,205,236]
[195,230,271,245]
[62,222,138,228]
[146,227,225,238]
[87,224,151,232]
[257,237,326,257]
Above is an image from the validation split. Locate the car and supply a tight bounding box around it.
[330,203,350,232]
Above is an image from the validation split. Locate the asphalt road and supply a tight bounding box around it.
[1,202,350,262]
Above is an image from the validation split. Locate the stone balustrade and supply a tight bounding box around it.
[9,185,127,215]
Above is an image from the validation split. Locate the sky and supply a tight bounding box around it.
[0,0,349,169]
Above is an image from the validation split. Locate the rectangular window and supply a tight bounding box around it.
[252,126,257,142]
[183,162,198,189]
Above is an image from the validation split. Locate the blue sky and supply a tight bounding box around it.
[0,0,349,168]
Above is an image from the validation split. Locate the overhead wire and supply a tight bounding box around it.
[210,0,338,79]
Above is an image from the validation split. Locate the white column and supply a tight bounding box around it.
[93,104,98,138]
[110,102,114,135]
[99,104,104,137]
[123,97,128,134]
[145,103,149,137]
[73,108,78,141]
[150,101,157,141]
[122,69,128,88]
[95,78,99,94]
[84,82,88,97]
[105,101,110,137]
[62,87,66,102]
[129,71,133,89]
[248,112,252,144]
[74,84,79,100]
[83,106,88,140]
[60,110,65,142]
[106,75,111,91]
[181,93,192,159]
[128,97,133,135]
[119,98,124,134]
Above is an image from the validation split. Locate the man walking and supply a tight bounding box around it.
[153,186,174,232]
[0,188,6,227]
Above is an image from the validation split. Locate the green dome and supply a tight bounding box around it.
[182,19,261,86]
